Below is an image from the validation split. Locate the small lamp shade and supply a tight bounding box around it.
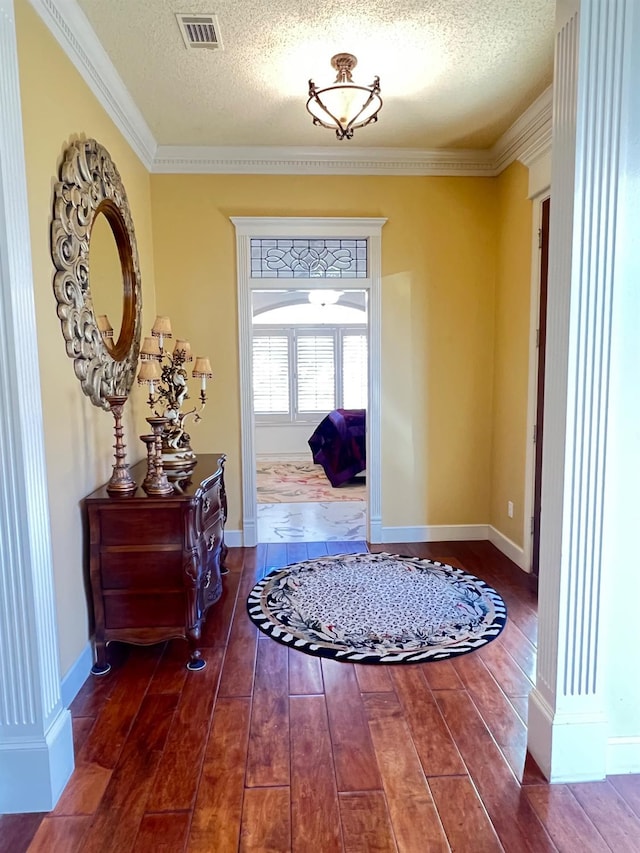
[137,359,162,385]
[192,357,213,379]
[97,314,114,338]
[140,336,162,360]
[173,339,193,361]
[151,315,173,338]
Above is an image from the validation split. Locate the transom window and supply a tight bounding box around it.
[250,238,367,278]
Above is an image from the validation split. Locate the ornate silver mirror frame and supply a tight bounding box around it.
[51,139,142,409]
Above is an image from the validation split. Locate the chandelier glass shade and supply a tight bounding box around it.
[307,53,382,140]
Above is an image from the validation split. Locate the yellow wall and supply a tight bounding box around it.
[150,174,498,530]
[490,161,533,546]
[16,0,156,674]
[13,0,535,679]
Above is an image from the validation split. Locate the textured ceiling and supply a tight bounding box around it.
[75,0,555,150]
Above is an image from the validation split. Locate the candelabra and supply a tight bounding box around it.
[137,315,213,482]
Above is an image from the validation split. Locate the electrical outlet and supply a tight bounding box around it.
[507,501,514,518]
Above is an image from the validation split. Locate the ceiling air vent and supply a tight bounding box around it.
[176,13,223,51]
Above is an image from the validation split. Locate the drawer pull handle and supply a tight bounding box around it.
[203,569,212,589]
[207,534,215,551]
[203,498,211,513]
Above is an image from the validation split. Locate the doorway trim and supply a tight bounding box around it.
[522,150,551,572]
[231,216,386,546]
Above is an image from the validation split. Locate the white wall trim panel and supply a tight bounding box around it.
[0,0,73,812]
[530,0,629,783]
[232,217,385,546]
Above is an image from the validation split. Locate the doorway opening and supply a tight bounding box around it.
[252,288,368,542]
[531,197,550,578]
[232,216,386,547]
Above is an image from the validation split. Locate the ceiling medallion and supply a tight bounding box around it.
[306,53,382,141]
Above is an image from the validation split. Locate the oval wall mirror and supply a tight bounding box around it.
[51,139,142,409]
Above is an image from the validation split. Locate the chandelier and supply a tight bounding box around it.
[306,53,382,140]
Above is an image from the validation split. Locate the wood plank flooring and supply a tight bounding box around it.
[3,540,640,852]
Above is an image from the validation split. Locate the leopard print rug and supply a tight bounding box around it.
[247,552,507,664]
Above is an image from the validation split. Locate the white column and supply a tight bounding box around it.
[529,0,636,781]
[0,0,74,811]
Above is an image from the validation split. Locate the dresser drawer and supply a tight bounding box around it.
[99,547,183,590]
[201,517,223,557]
[99,507,182,546]
[103,591,185,628]
[198,479,222,530]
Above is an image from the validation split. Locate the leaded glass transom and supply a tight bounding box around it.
[250,238,367,278]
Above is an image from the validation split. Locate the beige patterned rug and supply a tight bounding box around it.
[256,462,366,503]
[246,552,507,663]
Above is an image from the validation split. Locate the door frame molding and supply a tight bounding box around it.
[231,216,386,546]
[523,151,551,572]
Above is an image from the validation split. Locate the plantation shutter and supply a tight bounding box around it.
[252,334,289,413]
[296,335,335,412]
[343,333,368,409]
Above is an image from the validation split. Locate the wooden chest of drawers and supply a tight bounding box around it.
[84,453,227,673]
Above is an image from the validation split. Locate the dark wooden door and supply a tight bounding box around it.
[532,197,550,577]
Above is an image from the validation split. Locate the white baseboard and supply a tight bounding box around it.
[380,524,489,543]
[607,737,640,775]
[488,525,528,571]
[0,708,74,813]
[224,528,244,547]
[528,689,609,782]
[61,641,93,708]
[368,515,382,544]
[228,522,529,575]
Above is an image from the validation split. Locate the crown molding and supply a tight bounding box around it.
[491,85,553,171]
[152,145,495,176]
[30,0,552,177]
[28,0,156,169]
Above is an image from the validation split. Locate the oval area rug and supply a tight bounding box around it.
[246,552,507,664]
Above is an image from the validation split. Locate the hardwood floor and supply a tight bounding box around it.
[3,540,640,852]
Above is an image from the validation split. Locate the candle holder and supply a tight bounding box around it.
[144,417,173,495]
[137,317,213,482]
[105,395,136,495]
[140,434,158,493]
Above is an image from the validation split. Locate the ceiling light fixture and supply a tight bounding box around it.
[308,289,342,306]
[306,53,382,141]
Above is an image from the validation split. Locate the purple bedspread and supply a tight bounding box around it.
[308,409,366,487]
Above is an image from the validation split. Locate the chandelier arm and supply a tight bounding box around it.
[306,91,349,133]
[344,89,381,134]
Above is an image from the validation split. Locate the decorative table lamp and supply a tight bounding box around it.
[137,315,213,483]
